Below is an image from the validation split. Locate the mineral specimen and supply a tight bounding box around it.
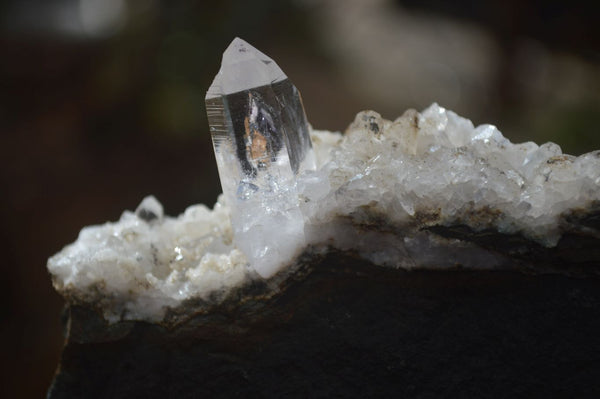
[46,37,600,399]
[47,39,600,323]
[205,37,315,278]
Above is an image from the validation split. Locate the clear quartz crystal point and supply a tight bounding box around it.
[205,37,315,278]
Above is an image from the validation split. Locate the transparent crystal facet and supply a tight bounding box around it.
[205,38,315,278]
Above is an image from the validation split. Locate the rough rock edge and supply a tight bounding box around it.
[53,203,600,327]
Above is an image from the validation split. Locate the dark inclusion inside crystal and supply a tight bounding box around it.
[137,208,158,222]
[212,79,312,179]
[228,90,283,177]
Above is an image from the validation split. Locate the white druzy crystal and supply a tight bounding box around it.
[48,195,248,322]
[48,104,600,322]
[303,105,600,245]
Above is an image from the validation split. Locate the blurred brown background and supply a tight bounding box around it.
[1,0,599,397]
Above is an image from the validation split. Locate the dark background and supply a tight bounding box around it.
[1,0,599,397]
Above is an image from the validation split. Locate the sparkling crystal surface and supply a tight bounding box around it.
[48,104,600,322]
[47,43,600,323]
[205,38,315,278]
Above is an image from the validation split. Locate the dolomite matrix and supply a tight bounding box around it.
[48,38,600,324]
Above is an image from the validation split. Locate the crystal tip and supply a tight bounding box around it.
[206,37,287,99]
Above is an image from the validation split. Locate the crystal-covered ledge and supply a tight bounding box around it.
[48,104,600,323]
[47,39,600,323]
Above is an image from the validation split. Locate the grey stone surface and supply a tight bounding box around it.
[49,253,600,398]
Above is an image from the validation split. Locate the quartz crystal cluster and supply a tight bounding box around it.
[47,38,600,322]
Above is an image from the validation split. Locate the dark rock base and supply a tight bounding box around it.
[49,255,600,398]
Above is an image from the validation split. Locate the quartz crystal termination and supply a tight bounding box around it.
[205,38,315,278]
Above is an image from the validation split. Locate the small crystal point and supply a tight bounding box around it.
[205,38,315,278]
